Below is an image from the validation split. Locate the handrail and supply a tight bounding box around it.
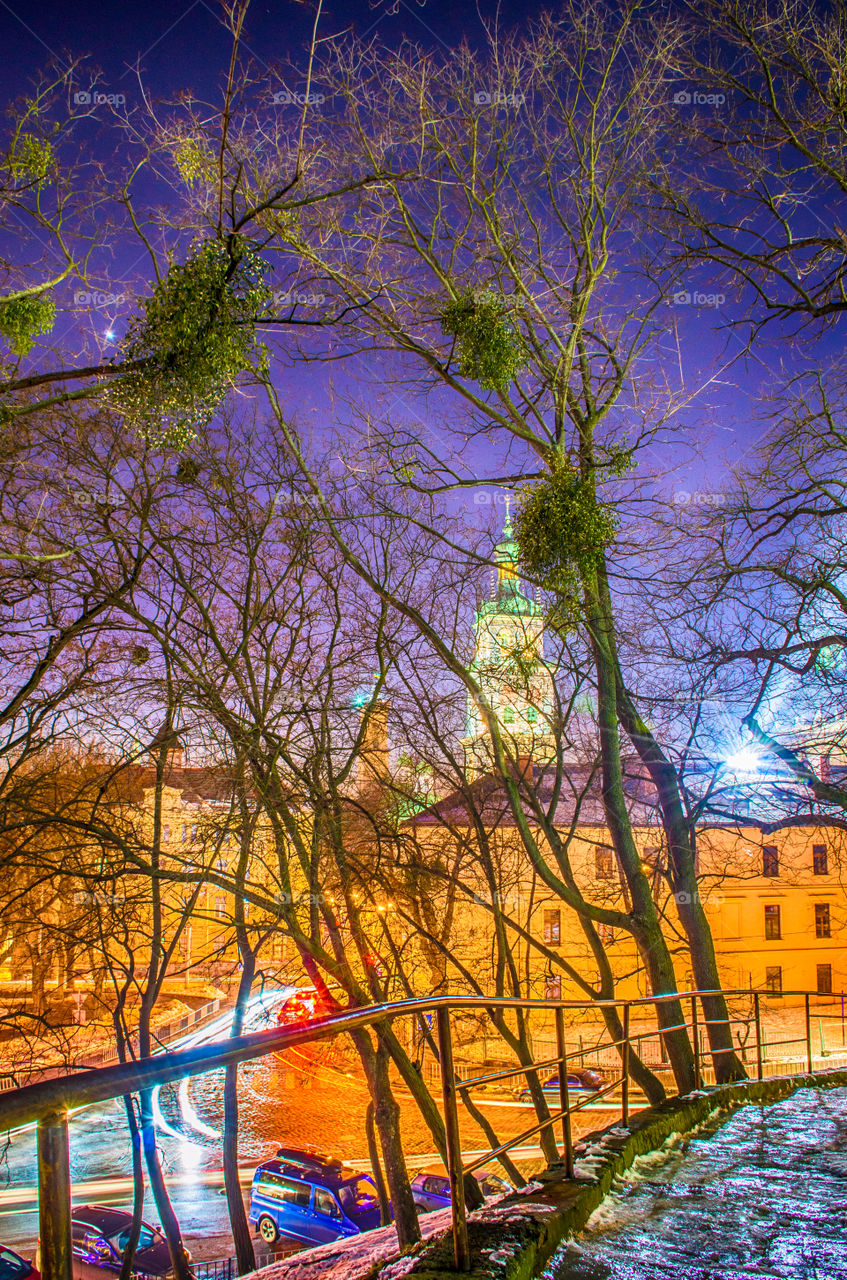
[11,986,843,1280]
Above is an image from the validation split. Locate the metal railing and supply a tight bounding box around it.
[2,987,843,1280]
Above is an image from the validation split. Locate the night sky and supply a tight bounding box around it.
[0,0,838,502]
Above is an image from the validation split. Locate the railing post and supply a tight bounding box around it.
[436,1007,470,1272]
[38,1110,72,1280]
[554,1006,574,1178]
[754,992,763,1081]
[621,1003,630,1126]
[805,993,813,1074]
[691,996,701,1090]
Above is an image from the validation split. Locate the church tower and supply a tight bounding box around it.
[461,504,556,779]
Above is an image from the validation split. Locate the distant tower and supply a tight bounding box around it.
[461,503,556,779]
[148,717,184,769]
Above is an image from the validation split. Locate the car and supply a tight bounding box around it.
[411,1169,511,1214]
[69,1206,190,1277]
[276,988,334,1028]
[516,1068,605,1102]
[249,1147,385,1246]
[0,1246,39,1280]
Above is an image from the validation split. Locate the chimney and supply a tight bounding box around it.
[357,701,389,792]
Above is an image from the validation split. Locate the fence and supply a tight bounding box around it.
[1,987,843,1280]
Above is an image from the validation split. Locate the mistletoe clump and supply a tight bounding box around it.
[514,460,619,611]
[0,294,57,355]
[441,291,524,392]
[8,133,54,185]
[110,237,271,449]
[172,138,216,186]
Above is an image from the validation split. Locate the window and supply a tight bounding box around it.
[503,706,515,724]
[595,846,616,880]
[813,844,829,875]
[422,1176,450,1197]
[598,922,615,944]
[162,824,171,843]
[181,824,188,843]
[815,903,831,939]
[765,966,782,993]
[526,707,538,723]
[258,1172,310,1207]
[764,904,781,940]
[314,1188,342,1219]
[762,846,779,877]
[817,963,833,995]
[543,909,561,944]
[215,897,227,920]
[544,976,562,1000]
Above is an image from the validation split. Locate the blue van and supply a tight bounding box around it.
[249,1149,384,1246]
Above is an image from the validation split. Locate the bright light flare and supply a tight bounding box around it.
[722,746,761,776]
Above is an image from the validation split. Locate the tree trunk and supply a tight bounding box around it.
[139,1090,192,1280]
[613,678,747,1083]
[117,1096,145,1280]
[365,1100,392,1224]
[224,956,257,1273]
[352,1029,420,1248]
[378,1023,485,1210]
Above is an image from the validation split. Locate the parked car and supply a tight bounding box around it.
[249,1147,385,1246]
[0,1247,39,1280]
[517,1068,605,1102]
[411,1170,511,1214]
[276,988,334,1028]
[69,1206,190,1277]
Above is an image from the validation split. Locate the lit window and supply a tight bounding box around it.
[595,847,616,880]
[815,903,831,939]
[813,845,829,875]
[765,965,782,993]
[817,963,833,995]
[543,908,561,944]
[764,904,781,940]
[762,846,779,877]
